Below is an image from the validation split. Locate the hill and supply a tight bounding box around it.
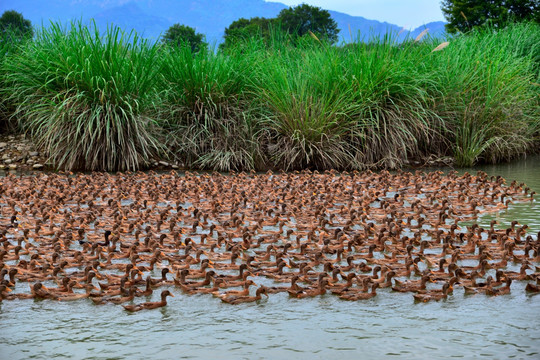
[0,0,446,43]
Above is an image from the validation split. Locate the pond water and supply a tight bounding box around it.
[1,155,539,360]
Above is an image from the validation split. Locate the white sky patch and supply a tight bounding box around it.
[266,0,446,29]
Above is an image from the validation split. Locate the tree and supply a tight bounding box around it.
[221,17,274,50]
[162,24,207,52]
[441,0,540,34]
[276,4,339,43]
[0,10,33,39]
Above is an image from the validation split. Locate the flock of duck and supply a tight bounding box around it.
[0,169,538,311]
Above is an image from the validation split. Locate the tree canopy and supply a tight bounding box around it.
[277,4,339,43]
[0,10,33,39]
[162,24,207,52]
[221,17,274,50]
[221,4,339,49]
[441,0,540,33]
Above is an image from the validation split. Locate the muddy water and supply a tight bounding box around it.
[1,156,539,359]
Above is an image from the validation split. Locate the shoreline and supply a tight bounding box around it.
[0,132,494,173]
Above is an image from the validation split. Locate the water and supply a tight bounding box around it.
[1,156,539,360]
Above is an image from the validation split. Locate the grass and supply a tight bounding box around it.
[426,23,540,166]
[0,28,29,132]
[1,21,164,171]
[251,35,359,170]
[1,21,538,171]
[159,42,264,171]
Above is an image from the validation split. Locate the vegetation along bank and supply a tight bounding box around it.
[0,12,538,172]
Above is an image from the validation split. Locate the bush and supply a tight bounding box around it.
[426,22,540,166]
[160,42,265,171]
[1,21,165,171]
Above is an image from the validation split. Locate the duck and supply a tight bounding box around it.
[375,270,396,288]
[267,275,304,294]
[464,276,493,295]
[327,273,357,294]
[0,284,13,301]
[339,282,379,301]
[57,282,98,301]
[289,278,330,299]
[30,282,56,299]
[175,270,216,291]
[0,169,535,308]
[148,268,172,287]
[413,283,451,302]
[486,278,512,296]
[122,290,174,312]
[219,286,269,304]
[392,274,432,293]
[107,287,137,304]
[215,279,257,298]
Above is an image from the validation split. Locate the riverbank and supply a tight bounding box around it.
[1,22,538,172]
[0,133,48,171]
[0,132,458,172]
[0,133,184,172]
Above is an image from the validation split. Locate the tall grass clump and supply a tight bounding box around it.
[252,33,360,170]
[160,42,264,171]
[1,21,164,171]
[427,22,540,167]
[340,34,443,168]
[0,28,28,132]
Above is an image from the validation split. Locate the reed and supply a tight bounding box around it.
[1,21,164,171]
[252,33,359,170]
[1,21,537,171]
[159,42,265,171]
[0,28,28,131]
[426,23,539,166]
[341,34,443,168]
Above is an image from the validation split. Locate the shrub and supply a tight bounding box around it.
[1,21,164,171]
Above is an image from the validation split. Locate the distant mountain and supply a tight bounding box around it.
[0,0,446,44]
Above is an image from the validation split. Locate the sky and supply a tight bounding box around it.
[267,0,446,29]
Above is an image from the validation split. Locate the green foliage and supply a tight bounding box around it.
[221,4,339,50]
[1,21,165,171]
[343,37,441,168]
[427,22,539,166]
[277,3,339,43]
[441,0,540,34]
[221,17,274,51]
[0,25,31,132]
[252,41,357,170]
[2,20,538,171]
[162,23,207,53]
[160,43,264,171]
[0,10,33,40]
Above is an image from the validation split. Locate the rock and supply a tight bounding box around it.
[8,164,17,170]
[172,165,179,169]
[0,142,7,148]
[158,161,169,167]
[16,146,25,151]
[4,159,12,164]
[33,163,44,170]
[1,154,8,160]
[0,165,5,170]
[26,159,35,165]
[29,151,39,157]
